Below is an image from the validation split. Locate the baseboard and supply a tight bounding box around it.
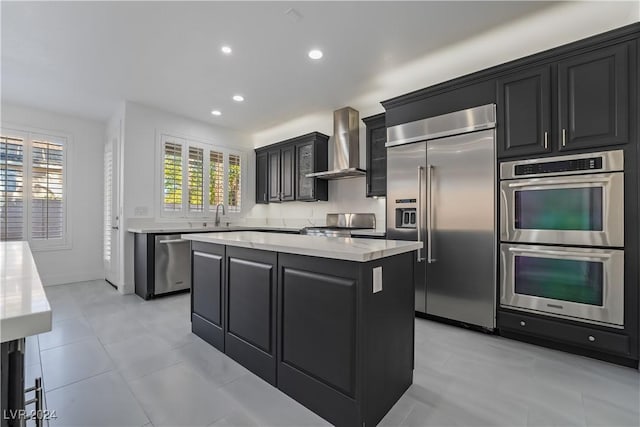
[41,270,104,286]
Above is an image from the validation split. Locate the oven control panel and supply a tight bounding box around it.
[515,157,603,176]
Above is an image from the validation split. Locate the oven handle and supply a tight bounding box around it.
[508,247,613,260]
[506,175,614,188]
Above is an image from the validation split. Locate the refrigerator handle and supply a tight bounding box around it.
[427,164,436,263]
[416,166,424,262]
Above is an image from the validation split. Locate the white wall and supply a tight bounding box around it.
[246,1,639,228]
[119,101,251,292]
[1,103,105,285]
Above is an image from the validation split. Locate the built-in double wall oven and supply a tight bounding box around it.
[500,150,625,328]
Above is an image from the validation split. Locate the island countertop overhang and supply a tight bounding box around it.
[182,231,421,262]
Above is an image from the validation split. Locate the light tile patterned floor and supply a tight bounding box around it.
[29,280,639,427]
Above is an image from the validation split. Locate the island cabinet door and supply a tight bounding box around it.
[276,254,360,427]
[191,242,225,352]
[225,247,278,385]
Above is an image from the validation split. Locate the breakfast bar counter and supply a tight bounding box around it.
[1,242,52,426]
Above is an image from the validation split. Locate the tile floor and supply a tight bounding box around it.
[28,280,639,427]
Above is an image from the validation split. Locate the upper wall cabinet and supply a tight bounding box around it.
[557,42,630,151]
[256,151,269,204]
[497,66,552,158]
[255,132,328,204]
[362,114,387,197]
[497,41,634,158]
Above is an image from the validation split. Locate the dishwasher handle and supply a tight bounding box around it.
[158,239,188,244]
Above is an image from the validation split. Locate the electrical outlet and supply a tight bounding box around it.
[373,266,382,293]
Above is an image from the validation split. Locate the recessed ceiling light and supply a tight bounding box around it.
[221,46,232,54]
[232,95,244,102]
[308,49,323,60]
[211,110,222,116]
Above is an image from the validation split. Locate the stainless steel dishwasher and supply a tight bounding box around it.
[154,234,191,295]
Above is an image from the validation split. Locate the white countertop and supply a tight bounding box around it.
[0,242,52,343]
[127,225,303,234]
[182,231,421,262]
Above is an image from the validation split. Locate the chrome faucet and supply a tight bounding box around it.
[214,203,226,227]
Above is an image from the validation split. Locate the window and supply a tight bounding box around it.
[1,129,68,248]
[160,134,243,217]
[228,153,241,213]
[209,150,224,211]
[188,147,204,213]
[163,140,182,212]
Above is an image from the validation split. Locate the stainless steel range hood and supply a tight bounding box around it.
[306,107,366,180]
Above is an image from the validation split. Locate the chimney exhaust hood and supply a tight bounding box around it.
[306,107,366,180]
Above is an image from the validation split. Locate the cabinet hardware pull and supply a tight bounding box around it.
[562,128,566,147]
[426,164,436,263]
[416,166,424,262]
[588,335,596,342]
[520,321,526,327]
[544,131,548,149]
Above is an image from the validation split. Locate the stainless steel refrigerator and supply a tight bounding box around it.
[386,104,496,330]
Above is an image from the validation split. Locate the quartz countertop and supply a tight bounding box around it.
[0,242,52,343]
[127,225,303,234]
[182,231,421,262]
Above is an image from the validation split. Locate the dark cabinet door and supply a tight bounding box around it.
[280,145,295,201]
[191,243,225,351]
[225,247,277,385]
[363,113,387,197]
[255,151,268,204]
[268,149,281,203]
[557,42,630,151]
[367,126,387,197]
[295,141,315,201]
[497,65,552,158]
[278,256,357,398]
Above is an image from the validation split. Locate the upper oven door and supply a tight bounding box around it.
[500,172,623,247]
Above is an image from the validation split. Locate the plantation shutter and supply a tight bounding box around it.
[188,146,204,212]
[227,153,241,212]
[31,138,64,240]
[163,141,183,212]
[209,150,224,211]
[0,135,25,241]
[103,142,112,262]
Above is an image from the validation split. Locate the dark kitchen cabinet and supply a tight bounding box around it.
[295,134,328,201]
[363,113,387,197]
[267,150,281,203]
[497,66,552,158]
[255,151,268,204]
[190,242,225,352]
[281,145,295,201]
[497,41,633,158]
[255,132,328,204]
[225,247,277,385]
[557,42,631,151]
[190,240,416,427]
[499,309,631,357]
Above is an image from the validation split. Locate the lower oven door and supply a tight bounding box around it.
[500,172,623,247]
[500,244,624,327]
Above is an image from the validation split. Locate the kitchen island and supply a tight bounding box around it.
[182,232,421,427]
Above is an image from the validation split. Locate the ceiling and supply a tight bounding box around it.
[1,1,560,132]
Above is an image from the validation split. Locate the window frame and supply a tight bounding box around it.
[157,132,244,220]
[1,126,71,251]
